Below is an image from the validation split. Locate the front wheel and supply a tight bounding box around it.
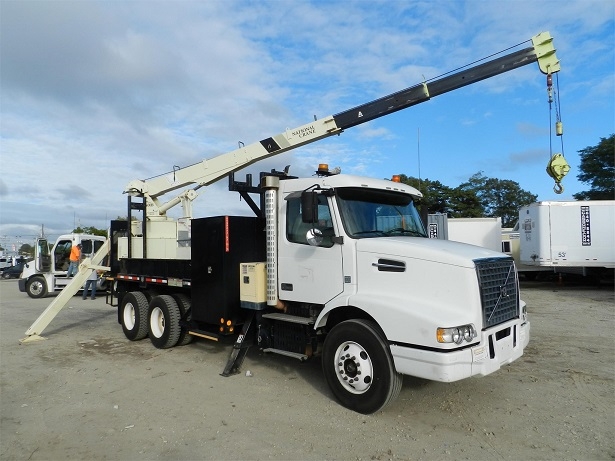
[322,319,402,414]
[26,277,48,298]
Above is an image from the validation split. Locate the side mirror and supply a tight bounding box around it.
[306,228,324,246]
[301,191,318,223]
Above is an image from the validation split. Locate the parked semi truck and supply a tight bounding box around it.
[19,233,107,298]
[24,33,560,413]
[519,200,615,277]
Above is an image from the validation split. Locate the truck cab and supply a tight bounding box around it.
[276,171,526,373]
[19,234,107,298]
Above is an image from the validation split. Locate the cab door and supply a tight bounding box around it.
[52,239,72,273]
[35,238,51,272]
[277,194,344,304]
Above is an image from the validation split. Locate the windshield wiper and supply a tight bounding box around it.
[352,230,385,237]
[383,228,424,237]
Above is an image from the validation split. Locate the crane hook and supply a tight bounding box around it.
[546,153,570,194]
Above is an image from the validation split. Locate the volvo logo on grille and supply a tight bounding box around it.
[499,285,510,298]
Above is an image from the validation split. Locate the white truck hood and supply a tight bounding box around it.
[355,237,506,267]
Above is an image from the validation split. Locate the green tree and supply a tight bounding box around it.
[19,243,34,257]
[459,172,537,227]
[573,134,615,200]
[398,176,454,214]
[72,226,107,237]
[447,187,484,219]
[399,175,484,218]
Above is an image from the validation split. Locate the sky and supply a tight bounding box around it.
[1,0,614,252]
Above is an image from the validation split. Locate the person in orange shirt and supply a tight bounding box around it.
[67,243,81,277]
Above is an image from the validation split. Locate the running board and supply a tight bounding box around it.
[262,348,309,361]
[261,312,314,325]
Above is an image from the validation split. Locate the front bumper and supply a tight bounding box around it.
[391,318,530,382]
[18,278,26,292]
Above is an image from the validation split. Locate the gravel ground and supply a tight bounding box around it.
[1,277,613,461]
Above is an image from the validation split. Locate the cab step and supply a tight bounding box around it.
[262,348,309,361]
[261,312,314,325]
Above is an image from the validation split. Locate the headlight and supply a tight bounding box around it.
[437,324,477,344]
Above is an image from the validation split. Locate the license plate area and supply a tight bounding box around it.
[488,325,517,360]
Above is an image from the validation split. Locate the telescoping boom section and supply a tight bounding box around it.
[125,32,559,216]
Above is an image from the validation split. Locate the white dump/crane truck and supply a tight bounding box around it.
[519,200,615,277]
[23,33,560,414]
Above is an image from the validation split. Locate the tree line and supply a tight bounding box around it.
[400,134,613,228]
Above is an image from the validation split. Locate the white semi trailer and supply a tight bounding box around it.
[519,200,615,277]
[24,33,560,413]
[428,214,503,252]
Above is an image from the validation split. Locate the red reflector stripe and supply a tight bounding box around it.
[117,274,189,286]
[225,216,230,253]
[145,278,168,284]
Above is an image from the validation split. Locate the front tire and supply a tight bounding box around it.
[322,319,402,414]
[26,277,48,298]
[148,295,181,349]
[120,291,149,341]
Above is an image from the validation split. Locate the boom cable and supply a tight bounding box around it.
[545,72,569,194]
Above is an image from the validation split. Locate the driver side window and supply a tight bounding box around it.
[286,196,334,247]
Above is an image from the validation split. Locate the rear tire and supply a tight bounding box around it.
[120,291,149,341]
[171,293,193,346]
[322,319,402,414]
[148,295,181,349]
[26,277,48,299]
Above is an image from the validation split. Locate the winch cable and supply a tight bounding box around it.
[546,72,570,194]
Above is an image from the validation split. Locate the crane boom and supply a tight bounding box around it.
[125,32,559,216]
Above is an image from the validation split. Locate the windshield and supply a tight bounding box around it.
[336,187,427,238]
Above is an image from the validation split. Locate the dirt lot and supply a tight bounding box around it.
[1,278,613,460]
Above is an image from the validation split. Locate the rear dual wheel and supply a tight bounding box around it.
[172,293,193,346]
[148,295,181,349]
[120,291,149,341]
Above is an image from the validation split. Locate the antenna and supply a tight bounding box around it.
[417,127,422,192]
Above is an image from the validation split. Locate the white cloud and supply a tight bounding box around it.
[0,0,613,248]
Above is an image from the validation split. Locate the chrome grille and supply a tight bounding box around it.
[475,257,519,329]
